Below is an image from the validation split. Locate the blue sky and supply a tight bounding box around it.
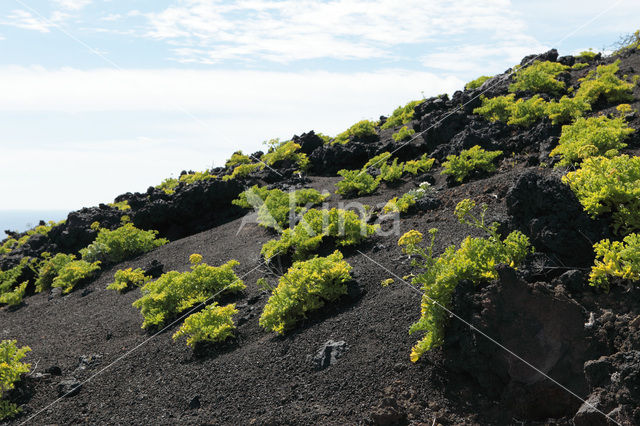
[0,0,639,210]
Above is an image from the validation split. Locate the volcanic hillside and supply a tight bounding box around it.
[2,39,640,425]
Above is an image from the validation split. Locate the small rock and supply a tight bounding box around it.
[393,363,406,373]
[573,394,607,426]
[312,340,348,370]
[247,294,262,305]
[58,378,82,397]
[189,395,201,410]
[48,287,62,300]
[46,365,62,376]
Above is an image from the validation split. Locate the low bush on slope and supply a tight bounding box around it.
[261,208,378,261]
[509,60,569,95]
[80,223,168,264]
[550,115,634,166]
[232,186,328,231]
[563,155,640,235]
[381,100,423,130]
[0,340,31,420]
[590,233,640,290]
[441,145,503,183]
[398,200,533,362]
[107,267,151,293]
[259,250,352,334]
[133,254,245,329]
[173,302,238,348]
[332,120,378,145]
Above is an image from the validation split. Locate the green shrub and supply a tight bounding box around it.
[575,60,634,104]
[232,186,328,231]
[403,154,435,175]
[509,60,569,95]
[545,95,592,124]
[107,268,150,292]
[225,151,252,168]
[335,169,381,196]
[222,163,263,181]
[550,116,634,166]
[109,200,131,211]
[0,258,35,306]
[392,126,416,142]
[259,250,352,334]
[577,50,598,61]
[563,155,640,235]
[398,200,533,362]
[0,340,31,420]
[172,302,238,347]
[156,177,179,194]
[80,223,168,264]
[465,75,491,90]
[261,208,378,261]
[441,145,503,183]
[474,94,515,122]
[0,239,18,256]
[383,183,431,214]
[381,100,423,130]
[333,120,378,145]
[178,171,217,185]
[262,140,309,170]
[572,63,589,70]
[363,152,393,170]
[379,158,404,182]
[589,233,640,290]
[52,259,101,294]
[34,253,75,292]
[132,256,245,329]
[507,95,547,126]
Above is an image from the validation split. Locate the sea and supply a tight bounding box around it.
[0,210,69,236]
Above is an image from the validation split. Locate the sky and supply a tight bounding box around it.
[0,0,639,211]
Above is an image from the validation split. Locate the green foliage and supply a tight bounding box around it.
[173,302,238,347]
[465,75,491,90]
[333,120,378,145]
[335,169,381,196]
[156,170,218,194]
[506,95,547,126]
[0,239,17,256]
[52,259,101,294]
[383,183,431,214]
[34,253,75,292]
[441,145,503,183]
[262,140,309,170]
[589,233,640,290]
[0,258,34,306]
[398,200,533,362]
[225,151,252,168]
[572,62,589,70]
[259,250,352,334]
[132,256,245,329]
[379,158,404,182]
[474,94,515,122]
[403,154,435,175]
[545,95,592,124]
[381,100,423,130]
[232,186,329,231]
[0,340,31,420]
[222,163,263,181]
[563,155,640,235]
[577,50,598,61]
[80,223,168,264]
[576,60,634,104]
[550,116,634,166]
[363,152,392,170]
[261,208,378,261]
[156,177,180,195]
[109,200,130,211]
[316,132,332,144]
[509,60,569,95]
[392,126,416,142]
[107,268,150,292]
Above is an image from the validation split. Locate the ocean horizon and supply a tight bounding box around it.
[0,210,70,236]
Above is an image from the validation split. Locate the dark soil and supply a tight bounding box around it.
[2,48,640,425]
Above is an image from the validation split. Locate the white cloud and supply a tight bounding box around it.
[0,66,464,209]
[143,0,530,63]
[0,66,463,115]
[4,10,54,33]
[54,0,93,11]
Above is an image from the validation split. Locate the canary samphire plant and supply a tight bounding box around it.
[441,145,503,183]
[172,302,238,347]
[0,340,31,420]
[80,223,168,264]
[398,199,533,362]
[132,255,245,329]
[107,267,151,292]
[589,233,640,290]
[259,250,352,334]
[381,100,423,130]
